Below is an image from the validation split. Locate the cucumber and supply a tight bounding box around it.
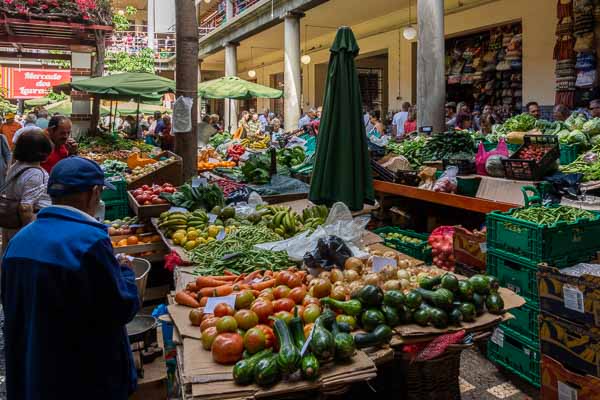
[354,324,393,348]
[233,349,273,385]
[254,354,281,387]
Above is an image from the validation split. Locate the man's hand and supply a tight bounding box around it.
[66,138,78,155]
[116,254,134,268]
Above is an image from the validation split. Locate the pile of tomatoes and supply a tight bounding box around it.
[518,145,550,162]
[131,183,176,206]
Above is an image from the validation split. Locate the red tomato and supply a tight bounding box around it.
[250,299,274,323]
[292,305,305,320]
[302,296,321,307]
[233,310,259,330]
[243,327,266,354]
[270,311,293,327]
[216,316,238,333]
[275,270,292,287]
[286,274,303,288]
[255,324,275,349]
[214,303,235,318]
[288,287,307,304]
[272,298,295,313]
[273,285,291,299]
[201,326,218,350]
[141,185,150,191]
[200,316,219,332]
[211,333,244,364]
[151,197,163,204]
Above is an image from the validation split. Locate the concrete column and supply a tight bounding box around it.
[225,0,234,21]
[224,42,238,131]
[198,60,204,119]
[147,0,156,51]
[283,13,302,132]
[70,51,93,138]
[416,0,445,132]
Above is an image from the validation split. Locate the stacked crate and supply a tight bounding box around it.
[537,262,600,398]
[102,175,131,221]
[485,208,600,387]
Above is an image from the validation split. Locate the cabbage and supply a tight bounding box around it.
[567,130,588,145]
[582,118,600,136]
[591,135,600,146]
[565,112,587,131]
[557,129,571,144]
[485,155,508,177]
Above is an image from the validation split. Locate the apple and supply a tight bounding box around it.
[141,185,150,191]
[135,195,145,204]
[151,197,162,204]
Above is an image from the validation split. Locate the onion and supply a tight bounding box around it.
[330,284,349,301]
[363,273,380,286]
[305,274,315,284]
[398,259,410,269]
[399,279,410,290]
[344,257,364,272]
[330,268,344,283]
[319,271,331,281]
[397,269,410,280]
[379,265,397,281]
[383,280,401,291]
[343,269,360,282]
[349,281,364,298]
[383,251,397,259]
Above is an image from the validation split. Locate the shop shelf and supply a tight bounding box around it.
[487,325,540,387]
[101,175,128,203]
[501,135,560,181]
[373,227,432,263]
[486,248,539,303]
[559,143,579,166]
[486,207,600,267]
[105,200,131,221]
[502,302,540,340]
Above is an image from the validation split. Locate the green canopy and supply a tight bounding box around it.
[25,97,53,107]
[198,76,283,100]
[46,99,111,117]
[111,101,170,116]
[53,72,175,102]
[308,27,374,211]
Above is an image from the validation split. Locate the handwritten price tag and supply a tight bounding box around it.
[372,256,397,272]
[204,295,237,314]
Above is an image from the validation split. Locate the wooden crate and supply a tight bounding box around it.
[112,234,167,256]
[128,191,171,219]
[128,151,184,190]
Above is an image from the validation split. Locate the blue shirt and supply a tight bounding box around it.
[298,115,312,129]
[35,118,49,129]
[155,119,166,134]
[1,206,139,400]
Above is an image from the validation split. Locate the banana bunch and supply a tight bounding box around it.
[158,210,209,238]
[257,205,301,238]
[301,205,329,230]
[241,135,271,150]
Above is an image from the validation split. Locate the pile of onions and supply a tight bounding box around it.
[428,226,455,271]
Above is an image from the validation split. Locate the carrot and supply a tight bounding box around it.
[264,270,273,278]
[196,276,232,289]
[199,297,209,307]
[233,273,246,284]
[243,270,263,283]
[251,279,276,291]
[223,270,236,276]
[175,291,201,308]
[186,282,198,292]
[199,284,234,297]
[208,275,238,281]
[232,283,250,291]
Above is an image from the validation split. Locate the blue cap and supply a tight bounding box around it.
[47,157,115,197]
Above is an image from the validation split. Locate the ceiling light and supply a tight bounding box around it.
[301,55,311,65]
[248,70,256,78]
[118,9,125,16]
[204,0,211,3]
[403,26,417,41]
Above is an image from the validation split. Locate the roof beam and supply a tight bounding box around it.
[0,35,94,47]
[0,51,70,60]
[0,17,112,31]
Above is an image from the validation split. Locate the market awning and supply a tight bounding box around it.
[198,76,283,99]
[53,72,175,102]
[111,101,171,116]
[45,99,111,117]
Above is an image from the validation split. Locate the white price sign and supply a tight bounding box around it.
[203,295,237,314]
[558,381,578,400]
[372,256,397,272]
[563,285,585,313]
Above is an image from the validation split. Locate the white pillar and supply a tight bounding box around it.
[225,0,234,21]
[417,0,445,132]
[70,51,93,138]
[147,0,156,51]
[283,13,302,132]
[224,42,238,131]
[198,60,203,120]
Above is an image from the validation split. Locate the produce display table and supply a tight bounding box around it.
[128,152,184,190]
[475,176,537,206]
[374,180,516,214]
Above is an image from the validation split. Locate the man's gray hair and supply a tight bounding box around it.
[25,113,37,124]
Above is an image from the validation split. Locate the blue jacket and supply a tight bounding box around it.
[1,206,140,400]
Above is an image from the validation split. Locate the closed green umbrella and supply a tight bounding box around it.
[308,27,374,211]
[198,76,283,100]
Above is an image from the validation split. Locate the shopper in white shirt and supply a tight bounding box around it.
[392,102,411,138]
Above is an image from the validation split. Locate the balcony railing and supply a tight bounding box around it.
[198,0,262,38]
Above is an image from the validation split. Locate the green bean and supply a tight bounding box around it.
[512,205,596,226]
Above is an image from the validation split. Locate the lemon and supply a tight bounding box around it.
[187,231,200,240]
[184,240,198,251]
[197,237,207,245]
[187,227,197,233]
[175,229,187,236]
[206,237,216,242]
[172,232,186,244]
[207,225,220,238]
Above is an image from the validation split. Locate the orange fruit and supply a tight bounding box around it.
[117,239,128,247]
[127,236,139,245]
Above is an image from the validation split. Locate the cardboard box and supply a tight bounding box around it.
[541,355,600,400]
[538,262,600,329]
[540,312,600,379]
[453,226,486,271]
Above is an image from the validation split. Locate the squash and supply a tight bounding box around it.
[288,307,306,351]
[415,288,454,309]
[485,292,505,314]
[320,298,362,316]
[506,131,526,144]
[272,318,300,374]
[232,349,273,385]
[127,152,156,169]
[353,284,383,307]
[383,290,405,308]
[331,322,356,361]
[380,304,401,327]
[354,324,393,348]
[300,353,320,380]
[253,354,281,387]
[309,315,335,361]
[360,308,386,332]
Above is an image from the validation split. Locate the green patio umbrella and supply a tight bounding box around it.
[198,76,283,100]
[46,99,110,117]
[308,27,374,211]
[24,97,53,107]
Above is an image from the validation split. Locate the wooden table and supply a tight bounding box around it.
[373,180,516,214]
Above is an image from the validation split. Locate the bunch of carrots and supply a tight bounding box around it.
[174,268,307,308]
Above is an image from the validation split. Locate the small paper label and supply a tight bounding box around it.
[203,295,237,314]
[372,256,397,272]
[207,213,218,223]
[491,327,504,348]
[192,177,208,188]
[216,228,226,241]
[563,285,585,313]
[558,381,578,400]
[300,323,317,356]
[479,242,488,253]
[169,207,188,213]
[208,158,219,164]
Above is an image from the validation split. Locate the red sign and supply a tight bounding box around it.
[0,68,71,99]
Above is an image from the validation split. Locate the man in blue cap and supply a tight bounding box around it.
[1,157,139,400]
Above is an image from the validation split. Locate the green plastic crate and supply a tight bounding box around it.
[486,208,600,267]
[481,141,521,154]
[486,248,539,302]
[559,144,579,166]
[104,200,130,221]
[487,325,540,387]
[101,176,128,203]
[373,227,432,263]
[431,173,480,197]
[502,302,540,340]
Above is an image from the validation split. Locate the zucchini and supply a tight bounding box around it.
[332,322,356,361]
[485,292,505,314]
[300,354,320,381]
[309,315,336,361]
[289,307,305,351]
[381,304,401,327]
[415,288,454,309]
[320,298,362,316]
[418,275,442,290]
[441,274,459,292]
[354,324,393,348]
[336,314,357,331]
[272,318,301,374]
[360,308,386,332]
[254,354,281,387]
[353,284,384,306]
[233,349,273,385]
[405,291,423,310]
[429,307,449,329]
[383,290,405,308]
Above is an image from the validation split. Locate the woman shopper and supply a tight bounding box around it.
[0,131,10,187]
[159,115,174,152]
[404,107,417,134]
[1,128,52,253]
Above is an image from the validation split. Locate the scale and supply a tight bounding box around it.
[126,315,162,378]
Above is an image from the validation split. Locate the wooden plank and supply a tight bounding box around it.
[0,17,112,31]
[0,34,94,47]
[0,51,71,60]
[373,180,516,214]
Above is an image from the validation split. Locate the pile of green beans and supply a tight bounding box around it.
[190,225,291,275]
[512,205,597,226]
